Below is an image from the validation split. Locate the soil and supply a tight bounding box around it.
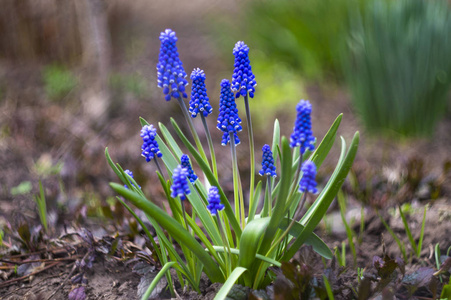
[1,1,451,299]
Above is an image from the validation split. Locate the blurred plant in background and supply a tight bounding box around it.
[241,0,365,81]
[342,0,451,136]
[42,64,78,101]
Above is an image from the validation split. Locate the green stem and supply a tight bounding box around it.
[201,114,218,179]
[176,97,209,165]
[269,192,308,259]
[229,132,245,230]
[216,213,231,276]
[153,156,164,179]
[244,94,255,218]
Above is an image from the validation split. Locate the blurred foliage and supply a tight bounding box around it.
[10,181,32,196]
[242,0,366,81]
[242,52,305,133]
[42,65,78,101]
[342,0,451,136]
[109,72,148,99]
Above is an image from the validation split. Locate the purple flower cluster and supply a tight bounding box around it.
[157,29,188,101]
[206,186,224,215]
[290,100,315,154]
[259,144,277,177]
[189,68,213,118]
[181,154,197,183]
[299,161,318,194]
[170,165,191,200]
[232,41,256,98]
[141,125,163,162]
[124,169,141,189]
[217,79,242,146]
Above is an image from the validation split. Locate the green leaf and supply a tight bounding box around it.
[311,114,342,168]
[214,267,248,300]
[247,180,262,222]
[282,131,359,261]
[259,137,292,256]
[211,246,281,267]
[171,118,242,238]
[238,217,270,286]
[141,261,176,300]
[110,183,224,283]
[278,218,333,259]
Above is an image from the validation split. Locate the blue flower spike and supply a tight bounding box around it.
[217,79,242,146]
[181,154,198,183]
[232,41,257,98]
[141,125,163,162]
[124,170,141,189]
[290,100,315,154]
[157,29,188,101]
[207,186,224,215]
[170,165,191,200]
[299,161,318,194]
[189,68,213,118]
[259,144,277,177]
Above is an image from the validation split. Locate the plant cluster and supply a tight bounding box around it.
[106,28,359,299]
[343,0,451,136]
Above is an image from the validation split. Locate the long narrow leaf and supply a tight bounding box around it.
[110,183,224,283]
[214,267,247,300]
[171,118,242,238]
[141,262,176,300]
[282,132,359,261]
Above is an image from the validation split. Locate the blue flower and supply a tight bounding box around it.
[232,41,256,98]
[206,186,224,215]
[189,68,213,118]
[290,100,315,154]
[217,79,242,146]
[299,161,318,194]
[181,154,197,183]
[170,165,191,200]
[157,29,188,101]
[124,169,141,189]
[141,125,163,162]
[259,144,277,177]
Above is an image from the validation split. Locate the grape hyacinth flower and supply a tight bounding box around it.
[189,68,213,118]
[217,79,242,146]
[157,29,188,101]
[170,165,191,200]
[181,154,197,183]
[141,125,163,162]
[299,161,318,194]
[259,144,277,177]
[232,41,257,98]
[207,186,224,215]
[290,100,315,154]
[124,170,141,189]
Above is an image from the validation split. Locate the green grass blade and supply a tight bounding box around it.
[214,267,247,300]
[323,275,335,300]
[110,183,224,283]
[159,122,184,158]
[398,205,418,255]
[417,205,427,258]
[141,261,176,300]
[282,132,359,261]
[337,190,357,266]
[377,211,407,262]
